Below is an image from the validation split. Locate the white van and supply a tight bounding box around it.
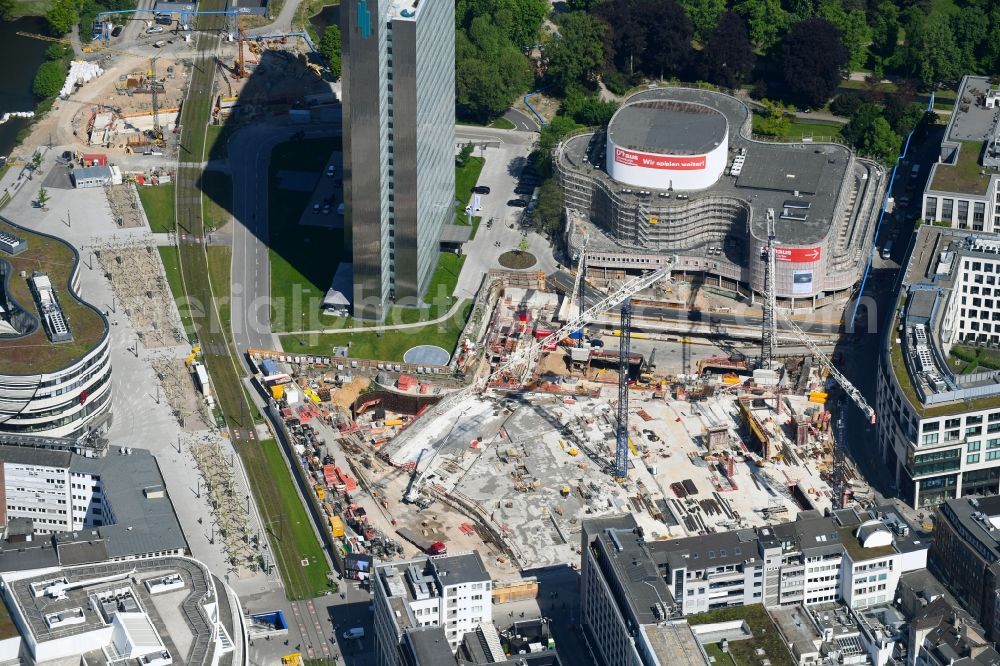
[337,203,345,215]
[343,627,364,640]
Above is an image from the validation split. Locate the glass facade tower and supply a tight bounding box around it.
[341,0,455,320]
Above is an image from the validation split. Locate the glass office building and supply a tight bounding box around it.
[341,0,455,320]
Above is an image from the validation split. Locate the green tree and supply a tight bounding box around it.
[562,86,619,126]
[319,25,342,79]
[535,115,583,176]
[901,20,963,88]
[544,12,606,93]
[732,0,788,51]
[818,0,870,71]
[46,44,71,61]
[31,151,42,170]
[456,28,534,122]
[678,0,726,41]
[754,99,791,136]
[841,104,901,163]
[46,0,79,36]
[36,187,50,209]
[33,60,66,99]
[534,179,564,237]
[457,0,548,47]
[0,0,14,20]
[870,2,900,59]
[517,237,530,254]
[949,8,988,74]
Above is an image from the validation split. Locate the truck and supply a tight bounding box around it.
[396,527,447,555]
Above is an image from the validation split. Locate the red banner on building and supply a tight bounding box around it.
[614,147,706,170]
[774,246,821,263]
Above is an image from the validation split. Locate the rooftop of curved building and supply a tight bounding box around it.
[0,218,107,376]
[608,99,728,156]
[559,87,866,247]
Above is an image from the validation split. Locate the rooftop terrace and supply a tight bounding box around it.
[0,218,107,375]
[930,141,994,196]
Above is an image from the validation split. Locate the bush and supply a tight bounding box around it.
[33,61,66,100]
[602,69,632,96]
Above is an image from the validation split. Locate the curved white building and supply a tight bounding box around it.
[606,100,728,191]
[0,219,111,439]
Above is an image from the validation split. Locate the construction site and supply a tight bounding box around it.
[12,25,332,166]
[244,245,876,575]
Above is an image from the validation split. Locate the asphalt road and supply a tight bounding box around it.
[228,124,343,353]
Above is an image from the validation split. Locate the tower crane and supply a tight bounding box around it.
[761,208,778,368]
[402,259,675,502]
[758,209,874,509]
[570,234,589,347]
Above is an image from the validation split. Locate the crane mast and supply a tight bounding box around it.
[401,260,674,500]
[761,208,777,368]
[615,302,631,479]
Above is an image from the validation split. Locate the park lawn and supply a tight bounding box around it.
[200,171,232,231]
[206,246,232,336]
[269,138,346,332]
[138,183,176,233]
[259,438,332,599]
[424,251,466,311]
[687,606,794,666]
[785,119,844,141]
[280,301,473,361]
[455,156,486,215]
[157,246,195,337]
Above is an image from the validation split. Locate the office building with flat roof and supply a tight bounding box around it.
[921,76,1000,232]
[372,551,491,665]
[341,0,455,319]
[876,226,1000,507]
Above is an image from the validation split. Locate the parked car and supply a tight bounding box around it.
[514,184,534,195]
[343,627,365,640]
[111,25,123,37]
[147,25,165,33]
[507,199,528,208]
[313,203,321,214]
[326,165,336,177]
[472,185,490,194]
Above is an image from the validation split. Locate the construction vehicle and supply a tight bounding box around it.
[281,654,302,666]
[402,258,676,502]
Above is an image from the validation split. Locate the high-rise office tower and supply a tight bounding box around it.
[341,0,455,320]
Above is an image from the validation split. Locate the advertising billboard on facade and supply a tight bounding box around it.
[792,271,814,294]
[775,246,821,262]
[613,147,707,170]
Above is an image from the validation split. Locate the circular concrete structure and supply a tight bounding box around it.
[403,345,450,366]
[606,100,728,191]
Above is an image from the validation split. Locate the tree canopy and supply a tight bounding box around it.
[456,26,534,122]
[33,60,66,99]
[456,0,548,48]
[319,25,342,79]
[698,11,754,89]
[840,103,901,163]
[595,0,692,79]
[732,0,788,51]
[46,0,78,35]
[778,18,848,108]
[545,11,606,93]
